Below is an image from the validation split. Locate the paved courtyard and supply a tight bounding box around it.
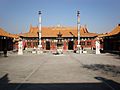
[0,52,120,90]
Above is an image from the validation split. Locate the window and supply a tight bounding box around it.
[33,42,38,47]
[80,42,85,45]
[87,42,91,45]
[27,42,31,47]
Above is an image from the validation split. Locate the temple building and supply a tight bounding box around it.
[99,24,120,53]
[0,28,19,51]
[20,25,97,51]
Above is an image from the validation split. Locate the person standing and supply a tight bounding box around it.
[3,48,7,57]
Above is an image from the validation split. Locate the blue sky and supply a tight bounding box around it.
[0,0,120,34]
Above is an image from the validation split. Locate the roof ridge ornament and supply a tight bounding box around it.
[57,24,61,27]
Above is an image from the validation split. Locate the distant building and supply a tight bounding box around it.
[20,25,97,51]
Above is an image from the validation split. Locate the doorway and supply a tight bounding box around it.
[46,41,50,50]
[68,41,74,50]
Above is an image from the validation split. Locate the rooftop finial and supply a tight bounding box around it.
[57,24,61,27]
[38,11,41,15]
[118,24,120,26]
[77,11,80,16]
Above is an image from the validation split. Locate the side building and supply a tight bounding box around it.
[20,25,97,51]
[0,28,19,51]
[104,24,120,53]
[98,24,120,53]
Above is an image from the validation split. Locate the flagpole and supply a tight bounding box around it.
[77,11,82,54]
[37,11,42,54]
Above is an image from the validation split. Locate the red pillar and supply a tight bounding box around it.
[63,41,67,51]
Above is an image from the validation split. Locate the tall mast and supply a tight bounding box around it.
[38,11,42,47]
[77,11,80,45]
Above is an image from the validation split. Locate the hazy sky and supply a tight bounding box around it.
[0,0,120,34]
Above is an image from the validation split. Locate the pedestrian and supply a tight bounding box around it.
[3,48,7,57]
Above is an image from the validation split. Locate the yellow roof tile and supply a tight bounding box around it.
[20,26,97,38]
[0,28,19,38]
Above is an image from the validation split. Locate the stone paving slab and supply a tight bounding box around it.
[0,52,120,90]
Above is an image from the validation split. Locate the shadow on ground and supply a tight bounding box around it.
[0,74,120,90]
[83,64,120,77]
[105,52,120,59]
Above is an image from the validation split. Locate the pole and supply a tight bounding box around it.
[38,11,42,47]
[37,11,42,54]
[77,11,82,54]
[77,11,80,45]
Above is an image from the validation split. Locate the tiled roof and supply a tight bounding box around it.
[98,25,120,38]
[97,33,108,38]
[107,25,120,36]
[20,25,97,38]
[0,28,19,38]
